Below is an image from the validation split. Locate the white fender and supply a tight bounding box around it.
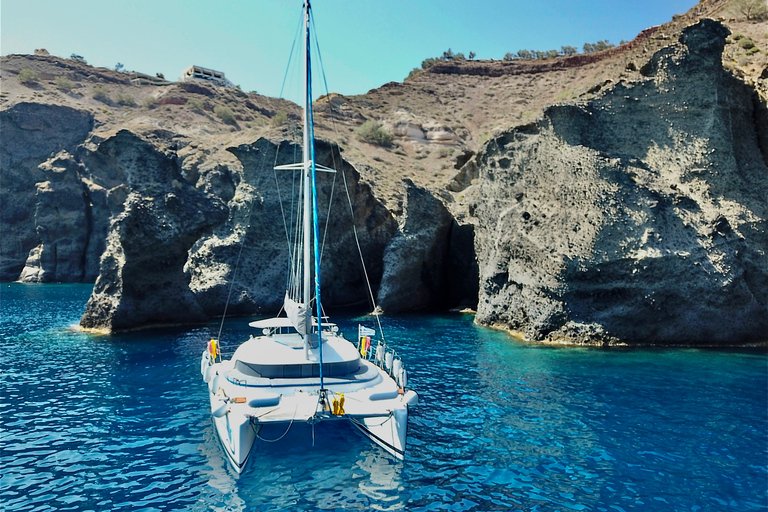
[209,374,220,394]
[248,392,281,408]
[392,358,402,381]
[203,365,216,384]
[398,368,407,389]
[402,389,419,406]
[376,345,384,365]
[385,352,393,371]
[212,402,228,418]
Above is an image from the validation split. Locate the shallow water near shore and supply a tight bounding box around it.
[1,282,766,511]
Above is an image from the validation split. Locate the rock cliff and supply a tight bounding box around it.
[1,3,766,343]
[0,103,94,280]
[79,130,228,331]
[185,137,398,317]
[376,179,477,312]
[468,20,768,344]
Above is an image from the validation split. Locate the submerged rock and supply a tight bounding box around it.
[470,20,768,345]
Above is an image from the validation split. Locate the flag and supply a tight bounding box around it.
[359,325,376,337]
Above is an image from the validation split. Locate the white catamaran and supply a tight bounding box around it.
[200,2,418,473]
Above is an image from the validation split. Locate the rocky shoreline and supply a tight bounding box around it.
[1,18,766,345]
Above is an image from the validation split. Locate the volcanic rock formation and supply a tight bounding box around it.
[468,20,768,344]
[186,138,398,317]
[1,4,765,344]
[79,130,228,332]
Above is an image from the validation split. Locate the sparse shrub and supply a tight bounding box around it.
[214,105,237,125]
[356,120,394,147]
[738,0,768,20]
[271,110,288,126]
[583,40,615,53]
[142,96,158,109]
[746,46,761,55]
[92,85,111,103]
[70,54,86,64]
[405,68,422,80]
[419,48,473,71]
[116,93,135,106]
[187,97,204,112]
[18,68,40,85]
[739,38,755,49]
[54,76,75,93]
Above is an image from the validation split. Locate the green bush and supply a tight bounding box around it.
[214,105,237,125]
[142,96,158,109]
[356,120,394,147]
[187,97,204,112]
[739,38,755,49]
[271,110,288,126]
[116,93,135,106]
[54,76,75,92]
[746,46,761,55]
[18,68,40,85]
[405,68,422,80]
[92,85,111,103]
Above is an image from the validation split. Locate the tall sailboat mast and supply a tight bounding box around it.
[201,2,416,471]
[303,2,325,389]
[302,2,312,340]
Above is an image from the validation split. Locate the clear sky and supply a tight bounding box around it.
[2,0,698,98]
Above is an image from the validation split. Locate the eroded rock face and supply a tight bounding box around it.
[79,130,227,332]
[470,20,768,345]
[18,152,89,282]
[186,137,398,316]
[376,180,453,312]
[0,103,93,280]
[376,179,477,312]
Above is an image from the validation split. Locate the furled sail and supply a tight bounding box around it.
[284,292,318,347]
[284,292,308,335]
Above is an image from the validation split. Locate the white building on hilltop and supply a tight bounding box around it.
[180,65,234,88]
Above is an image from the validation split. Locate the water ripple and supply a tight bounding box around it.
[1,285,767,511]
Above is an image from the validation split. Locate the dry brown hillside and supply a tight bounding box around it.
[1,0,765,214]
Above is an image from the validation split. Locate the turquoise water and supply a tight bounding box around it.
[1,283,766,511]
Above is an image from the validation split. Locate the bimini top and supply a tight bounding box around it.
[248,317,338,330]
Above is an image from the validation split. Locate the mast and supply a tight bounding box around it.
[303,2,325,391]
[302,2,312,343]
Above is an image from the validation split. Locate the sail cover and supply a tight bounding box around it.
[285,292,308,336]
[284,292,319,347]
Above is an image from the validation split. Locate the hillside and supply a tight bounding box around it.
[1,0,766,344]
[3,0,765,213]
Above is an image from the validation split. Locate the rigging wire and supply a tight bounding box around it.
[215,141,273,350]
[216,9,306,349]
[312,16,388,342]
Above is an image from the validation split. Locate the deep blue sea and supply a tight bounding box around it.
[1,283,766,512]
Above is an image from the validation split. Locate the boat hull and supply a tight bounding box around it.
[210,393,258,472]
[203,349,416,473]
